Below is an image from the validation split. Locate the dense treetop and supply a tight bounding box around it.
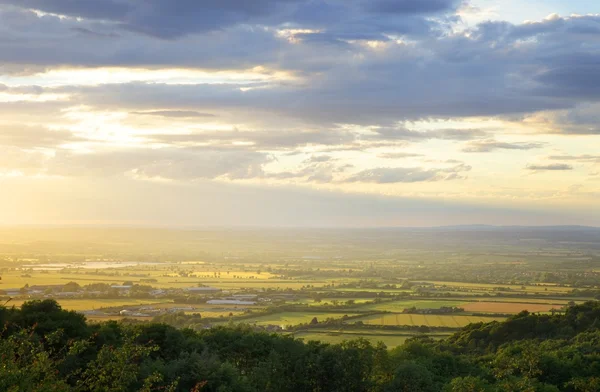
[2,300,600,391]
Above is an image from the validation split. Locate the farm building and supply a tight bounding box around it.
[186,287,221,293]
[0,288,21,296]
[207,299,256,305]
[232,294,258,300]
[111,285,133,290]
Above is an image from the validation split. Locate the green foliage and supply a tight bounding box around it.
[2,300,600,391]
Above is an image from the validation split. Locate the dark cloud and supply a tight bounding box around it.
[0,0,130,20]
[344,163,470,183]
[70,27,120,38]
[0,0,300,38]
[148,128,356,149]
[1,9,598,125]
[367,127,487,141]
[0,7,599,144]
[0,0,457,40]
[526,163,574,171]
[462,140,545,153]
[366,0,461,14]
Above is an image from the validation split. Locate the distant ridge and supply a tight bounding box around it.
[432,224,600,231]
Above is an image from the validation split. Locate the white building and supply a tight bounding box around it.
[207,299,256,305]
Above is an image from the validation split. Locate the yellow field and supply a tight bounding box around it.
[292,331,411,348]
[7,298,169,311]
[354,313,504,327]
[185,310,245,318]
[0,269,327,290]
[233,312,359,327]
[462,302,559,314]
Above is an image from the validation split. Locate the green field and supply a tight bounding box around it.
[292,331,411,348]
[421,281,574,294]
[291,330,451,348]
[234,312,360,327]
[353,313,505,327]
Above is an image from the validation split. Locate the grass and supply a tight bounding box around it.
[291,330,451,348]
[292,331,411,348]
[234,312,360,327]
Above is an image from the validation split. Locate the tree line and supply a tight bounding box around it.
[2,300,600,391]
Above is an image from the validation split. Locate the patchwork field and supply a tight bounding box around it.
[421,281,573,294]
[461,301,560,314]
[359,300,468,312]
[464,297,574,304]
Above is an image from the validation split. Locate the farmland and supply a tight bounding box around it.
[352,313,504,327]
[292,331,414,348]
[461,301,560,314]
[1,227,599,347]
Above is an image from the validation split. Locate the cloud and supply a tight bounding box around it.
[344,163,471,183]
[0,0,459,40]
[462,139,545,153]
[367,127,487,141]
[131,110,216,118]
[0,0,299,38]
[148,128,356,150]
[366,0,461,14]
[0,146,47,174]
[48,147,271,180]
[547,155,600,163]
[526,163,574,171]
[1,8,599,127]
[0,125,81,148]
[378,152,424,159]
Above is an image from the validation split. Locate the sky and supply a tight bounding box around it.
[0,0,599,227]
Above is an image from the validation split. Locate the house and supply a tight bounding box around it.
[29,285,64,292]
[167,307,195,313]
[185,287,221,293]
[232,294,258,300]
[1,288,21,296]
[111,285,133,290]
[207,299,256,305]
[81,310,104,316]
[56,292,79,297]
